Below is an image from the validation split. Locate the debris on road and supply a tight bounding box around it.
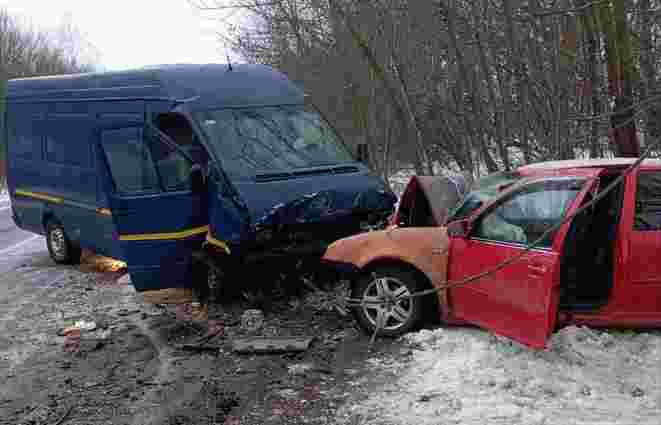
[74,319,97,331]
[240,309,264,334]
[232,336,313,354]
[287,362,314,376]
[116,274,131,286]
[179,319,225,352]
[79,249,127,273]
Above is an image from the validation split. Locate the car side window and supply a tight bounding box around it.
[472,179,583,248]
[634,171,661,231]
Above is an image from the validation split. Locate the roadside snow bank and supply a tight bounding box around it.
[337,326,661,425]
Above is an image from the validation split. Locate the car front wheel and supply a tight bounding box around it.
[351,266,427,338]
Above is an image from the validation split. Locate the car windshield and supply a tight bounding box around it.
[195,105,356,178]
[448,170,524,221]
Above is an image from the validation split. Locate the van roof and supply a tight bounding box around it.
[7,63,304,109]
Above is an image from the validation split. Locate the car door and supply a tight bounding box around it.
[97,123,208,292]
[617,169,661,321]
[448,175,598,348]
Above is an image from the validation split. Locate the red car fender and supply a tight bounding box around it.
[323,226,453,319]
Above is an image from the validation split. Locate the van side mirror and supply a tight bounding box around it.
[447,219,471,239]
[190,164,205,194]
[356,143,369,164]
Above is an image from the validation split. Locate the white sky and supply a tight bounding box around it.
[0,0,237,71]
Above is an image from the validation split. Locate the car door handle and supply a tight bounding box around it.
[528,264,547,274]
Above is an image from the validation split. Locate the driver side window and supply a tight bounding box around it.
[473,179,583,248]
[149,113,207,191]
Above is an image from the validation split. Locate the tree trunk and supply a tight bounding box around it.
[446,0,478,175]
[597,0,639,157]
[577,0,603,158]
[638,0,658,152]
[475,0,509,170]
[328,0,433,174]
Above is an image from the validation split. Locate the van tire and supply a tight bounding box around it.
[46,220,81,265]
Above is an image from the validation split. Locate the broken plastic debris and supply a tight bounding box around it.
[191,302,209,322]
[232,336,313,354]
[116,274,131,285]
[74,320,97,331]
[240,309,264,334]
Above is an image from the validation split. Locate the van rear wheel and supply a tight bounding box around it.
[46,220,81,265]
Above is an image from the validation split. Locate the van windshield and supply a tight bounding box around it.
[195,105,355,178]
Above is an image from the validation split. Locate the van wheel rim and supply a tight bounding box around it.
[362,277,412,331]
[50,228,66,259]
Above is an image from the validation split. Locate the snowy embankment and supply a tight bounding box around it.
[337,326,661,425]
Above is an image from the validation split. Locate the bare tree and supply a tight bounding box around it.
[195,0,660,182]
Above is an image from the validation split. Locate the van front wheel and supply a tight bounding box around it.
[46,220,81,265]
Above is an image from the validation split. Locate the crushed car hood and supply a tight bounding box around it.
[393,174,469,226]
[227,171,397,244]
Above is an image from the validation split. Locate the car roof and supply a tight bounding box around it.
[7,64,305,110]
[518,158,661,173]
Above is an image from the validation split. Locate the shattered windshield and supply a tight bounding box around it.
[448,171,524,221]
[195,105,355,179]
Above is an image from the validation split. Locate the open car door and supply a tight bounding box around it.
[97,122,208,292]
[447,171,601,348]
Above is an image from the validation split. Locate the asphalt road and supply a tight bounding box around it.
[0,197,51,275]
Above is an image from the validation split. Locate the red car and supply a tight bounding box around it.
[322,158,661,349]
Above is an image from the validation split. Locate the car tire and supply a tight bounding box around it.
[46,219,81,265]
[351,266,427,338]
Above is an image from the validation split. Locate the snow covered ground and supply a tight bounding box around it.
[336,326,661,425]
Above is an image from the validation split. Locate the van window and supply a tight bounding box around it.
[150,113,207,191]
[45,129,92,168]
[195,105,354,178]
[634,171,661,230]
[101,128,160,193]
[9,122,40,160]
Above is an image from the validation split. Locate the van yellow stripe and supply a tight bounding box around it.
[15,189,64,204]
[119,225,209,241]
[15,189,111,216]
[205,233,231,254]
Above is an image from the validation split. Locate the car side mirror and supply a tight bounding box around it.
[356,143,369,164]
[190,164,205,194]
[447,219,471,239]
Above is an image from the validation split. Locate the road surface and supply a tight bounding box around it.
[0,196,51,274]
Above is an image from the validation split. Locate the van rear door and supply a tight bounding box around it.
[98,123,208,292]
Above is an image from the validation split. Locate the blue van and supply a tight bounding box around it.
[5,64,396,300]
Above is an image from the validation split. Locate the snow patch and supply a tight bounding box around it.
[336,326,661,425]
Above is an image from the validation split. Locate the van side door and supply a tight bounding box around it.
[98,123,208,292]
